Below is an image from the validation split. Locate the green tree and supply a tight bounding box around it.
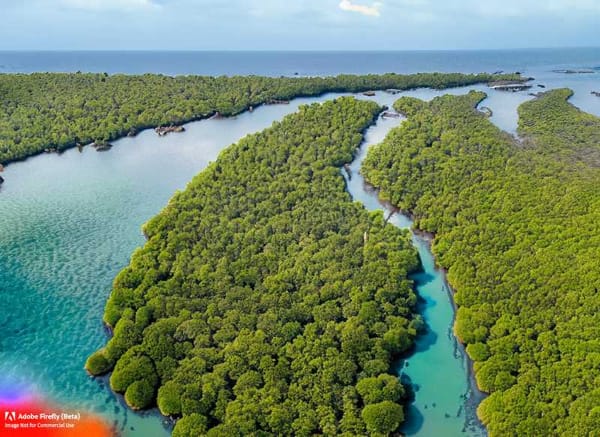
[172,413,208,437]
[124,380,155,410]
[361,401,404,435]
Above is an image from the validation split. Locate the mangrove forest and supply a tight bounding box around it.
[0,71,519,165]
[362,89,600,436]
[86,97,423,436]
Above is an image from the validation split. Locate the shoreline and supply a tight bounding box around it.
[0,111,222,169]
[0,72,524,173]
[359,176,488,434]
[345,109,487,435]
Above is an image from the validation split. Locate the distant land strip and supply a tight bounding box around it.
[0,72,522,166]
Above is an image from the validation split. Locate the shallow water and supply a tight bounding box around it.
[345,78,599,434]
[0,71,598,435]
[344,95,485,436]
[0,94,349,435]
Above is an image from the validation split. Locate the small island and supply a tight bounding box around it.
[155,125,185,136]
[489,80,532,92]
[552,68,595,74]
[91,141,113,151]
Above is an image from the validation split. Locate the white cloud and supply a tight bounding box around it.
[339,0,381,17]
[60,0,159,11]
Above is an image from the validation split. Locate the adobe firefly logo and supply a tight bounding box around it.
[4,411,16,421]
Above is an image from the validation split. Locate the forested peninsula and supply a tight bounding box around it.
[362,89,600,436]
[0,72,520,165]
[86,97,423,436]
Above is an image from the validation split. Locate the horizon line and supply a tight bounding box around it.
[1,46,599,53]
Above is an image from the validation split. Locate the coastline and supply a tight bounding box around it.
[359,176,488,434]
[92,100,390,431]
[0,72,523,172]
[0,111,222,169]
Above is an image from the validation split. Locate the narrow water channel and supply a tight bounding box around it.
[343,107,485,437]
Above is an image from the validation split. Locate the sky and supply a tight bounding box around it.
[1,0,599,50]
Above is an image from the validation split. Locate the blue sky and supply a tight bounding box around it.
[2,0,599,50]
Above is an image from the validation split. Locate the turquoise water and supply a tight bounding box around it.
[0,95,346,435]
[344,95,484,436]
[1,71,599,435]
[345,81,599,435]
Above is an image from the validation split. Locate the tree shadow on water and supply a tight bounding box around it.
[410,271,436,286]
[408,295,439,353]
[396,365,424,435]
[415,292,438,314]
[400,403,425,435]
[413,323,438,353]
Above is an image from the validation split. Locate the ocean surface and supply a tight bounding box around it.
[1,48,599,78]
[2,49,598,121]
[0,49,599,436]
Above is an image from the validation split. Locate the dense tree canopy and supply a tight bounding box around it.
[86,97,423,435]
[0,72,520,164]
[362,89,600,436]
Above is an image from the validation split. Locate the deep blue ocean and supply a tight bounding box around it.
[1,48,599,77]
